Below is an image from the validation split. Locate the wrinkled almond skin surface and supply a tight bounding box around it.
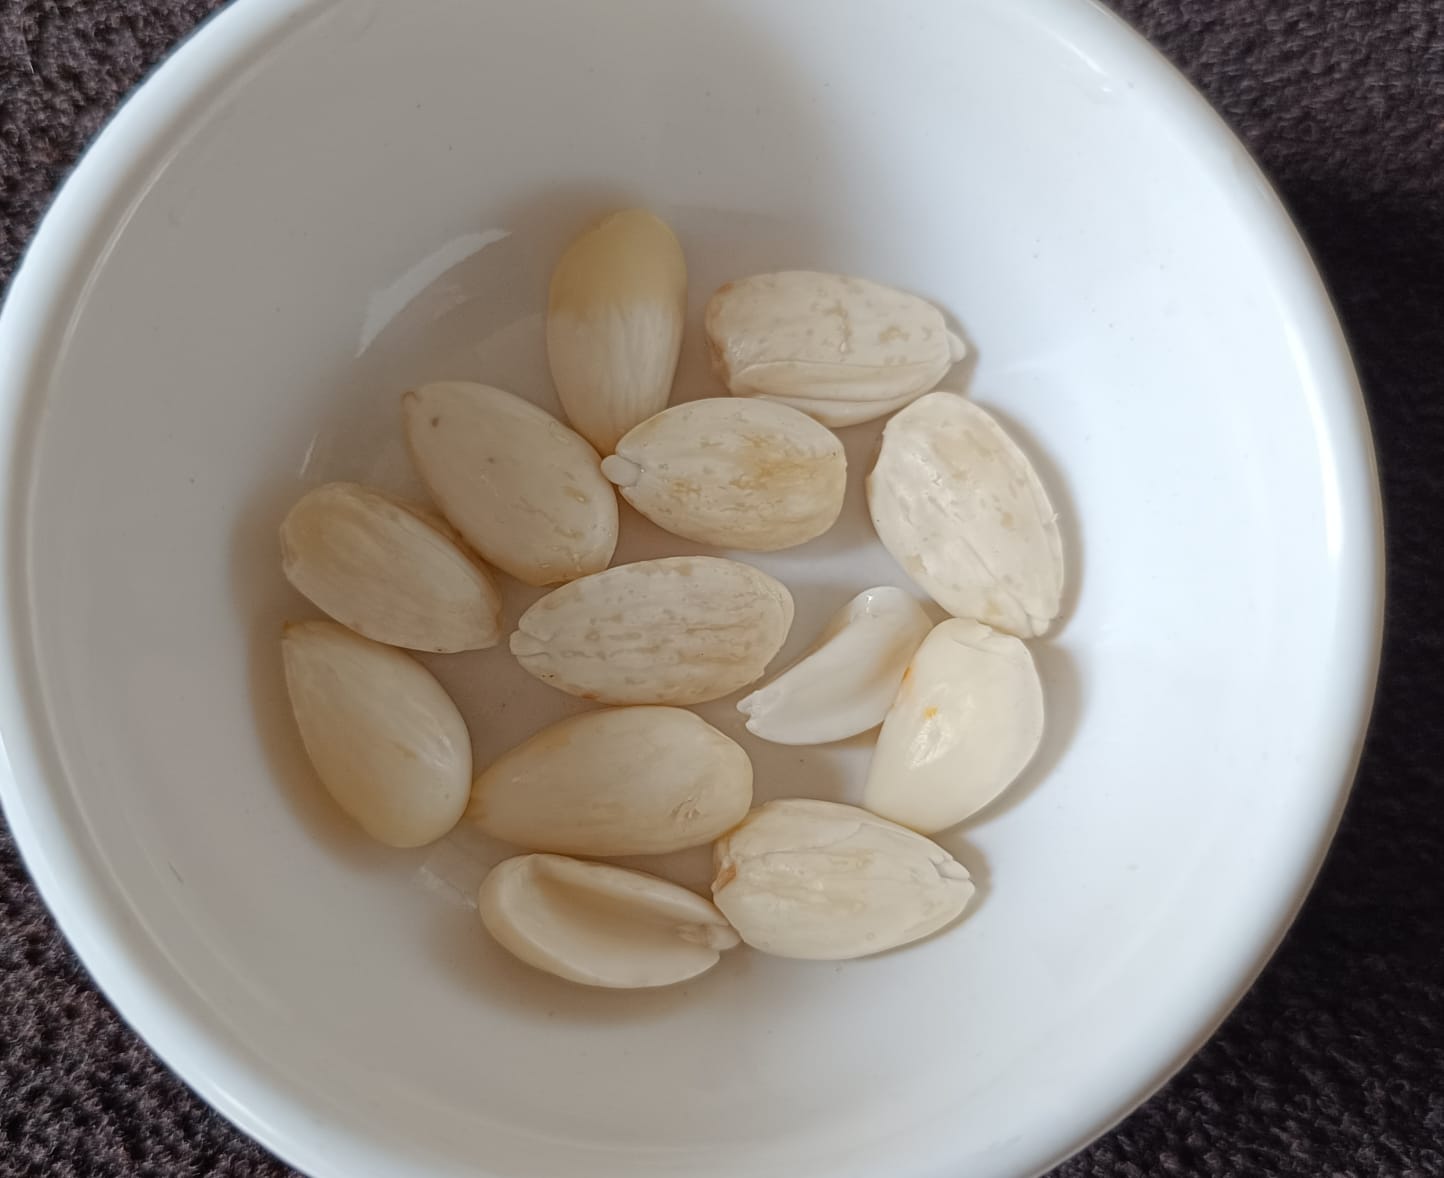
[712,799,974,960]
[602,398,846,551]
[511,556,794,706]
[867,392,1064,637]
[705,271,966,424]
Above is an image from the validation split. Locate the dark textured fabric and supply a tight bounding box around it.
[0,1,1440,1175]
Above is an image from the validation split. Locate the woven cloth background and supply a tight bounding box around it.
[1,2,1440,1175]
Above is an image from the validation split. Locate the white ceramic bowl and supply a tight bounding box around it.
[0,2,1382,1176]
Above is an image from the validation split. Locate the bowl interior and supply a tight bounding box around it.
[2,1,1378,1176]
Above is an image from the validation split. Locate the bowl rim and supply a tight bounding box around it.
[0,1,1385,1176]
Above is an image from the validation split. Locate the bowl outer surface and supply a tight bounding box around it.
[0,1,1382,1176]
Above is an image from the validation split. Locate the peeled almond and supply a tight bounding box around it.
[705,271,966,422]
[281,621,471,847]
[469,707,752,856]
[402,381,618,587]
[867,392,1065,637]
[712,799,974,960]
[279,482,501,653]
[737,587,932,745]
[479,854,739,988]
[602,398,847,550]
[547,209,687,454]
[864,619,1044,833]
[511,556,794,705]
[763,388,924,429]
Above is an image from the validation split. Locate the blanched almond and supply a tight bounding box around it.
[510,556,794,705]
[601,398,846,551]
[282,621,471,847]
[762,388,924,429]
[705,271,966,423]
[280,482,501,653]
[712,799,973,960]
[479,854,739,988]
[547,209,687,454]
[864,619,1044,833]
[867,392,1064,637]
[402,381,618,587]
[737,587,932,745]
[469,707,752,856]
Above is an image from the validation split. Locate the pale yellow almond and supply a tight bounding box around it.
[548,209,687,454]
